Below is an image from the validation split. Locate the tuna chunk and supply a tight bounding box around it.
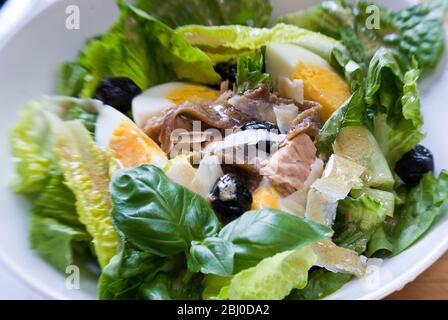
[260,133,317,195]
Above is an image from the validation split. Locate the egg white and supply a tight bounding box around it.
[132,82,194,128]
[95,105,131,148]
[265,42,333,83]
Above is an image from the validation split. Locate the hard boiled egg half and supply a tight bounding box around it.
[132,82,220,128]
[265,43,351,121]
[96,105,167,169]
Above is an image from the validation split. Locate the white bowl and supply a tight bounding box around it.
[0,0,446,300]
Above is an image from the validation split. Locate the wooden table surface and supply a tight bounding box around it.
[385,252,448,300]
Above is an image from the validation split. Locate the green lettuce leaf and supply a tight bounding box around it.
[277,0,447,72]
[333,194,388,254]
[32,165,82,227]
[236,50,272,94]
[288,268,352,300]
[48,116,119,268]
[387,171,448,255]
[30,215,91,272]
[65,0,220,97]
[203,246,317,300]
[56,62,89,97]
[366,226,393,257]
[10,99,59,193]
[316,88,365,158]
[10,97,101,193]
[176,23,345,63]
[135,0,272,28]
[369,55,424,165]
[66,105,98,136]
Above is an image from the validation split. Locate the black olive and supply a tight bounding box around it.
[214,62,237,84]
[241,121,279,132]
[395,144,434,186]
[94,77,142,113]
[240,121,280,154]
[209,173,252,221]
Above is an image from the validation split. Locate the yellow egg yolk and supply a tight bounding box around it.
[251,186,280,210]
[109,120,167,168]
[166,85,220,105]
[290,62,351,121]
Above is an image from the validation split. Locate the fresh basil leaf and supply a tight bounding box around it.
[135,0,272,28]
[189,238,234,277]
[111,165,221,256]
[98,242,170,299]
[388,171,448,255]
[218,209,333,273]
[138,272,203,300]
[288,268,352,300]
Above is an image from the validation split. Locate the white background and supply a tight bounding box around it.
[0,0,50,300]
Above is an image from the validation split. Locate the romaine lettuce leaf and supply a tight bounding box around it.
[226,246,317,300]
[32,165,82,227]
[202,240,363,300]
[48,116,119,268]
[366,226,393,257]
[30,214,91,272]
[387,171,448,255]
[66,105,98,136]
[64,0,220,98]
[219,208,333,273]
[333,194,387,254]
[10,97,100,193]
[56,62,89,97]
[203,246,317,300]
[236,50,272,94]
[318,50,424,166]
[369,54,424,165]
[135,0,272,28]
[10,99,58,193]
[30,163,94,272]
[316,88,365,159]
[277,0,447,72]
[176,23,345,63]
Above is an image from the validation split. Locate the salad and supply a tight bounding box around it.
[9,0,448,300]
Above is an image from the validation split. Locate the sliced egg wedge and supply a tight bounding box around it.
[96,105,167,169]
[265,42,351,121]
[132,82,220,128]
